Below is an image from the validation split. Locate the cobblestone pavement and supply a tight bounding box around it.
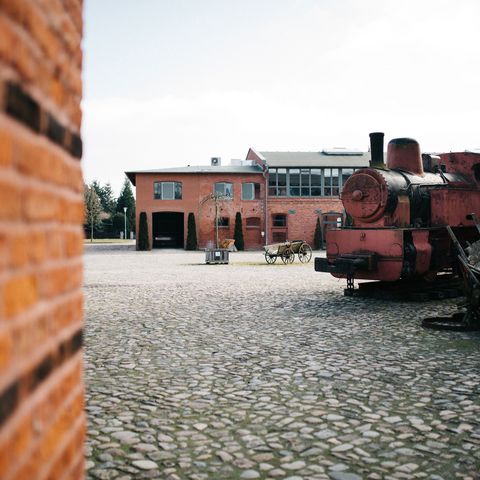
[84,245,480,480]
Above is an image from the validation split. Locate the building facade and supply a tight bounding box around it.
[127,149,369,250]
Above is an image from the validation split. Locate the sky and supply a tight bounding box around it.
[82,0,480,195]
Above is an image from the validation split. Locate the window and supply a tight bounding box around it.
[242,183,260,200]
[246,217,260,228]
[272,231,287,242]
[268,168,356,197]
[289,169,300,196]
[324,168,339,196]
[154,181,182,200]
[342,168,354,186]
[311,168,322,196]
[277,169,287,196]
[216,217,229,228]
[214,182,233,198]
[272,214,287,227]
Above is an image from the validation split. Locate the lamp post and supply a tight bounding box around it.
[123,206,127,240]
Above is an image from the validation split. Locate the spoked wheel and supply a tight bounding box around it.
[298,243,313,263]
[281,248,295,264]
[265,252,277,264]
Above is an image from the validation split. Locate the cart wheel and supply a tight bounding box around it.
[265,252,277,264]
[281,248,294,264]
[298,244,313,263]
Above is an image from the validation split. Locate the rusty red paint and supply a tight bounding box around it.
[387,138,424,175]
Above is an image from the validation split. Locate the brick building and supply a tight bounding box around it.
[0,1,85,479]
[127,148,369,250]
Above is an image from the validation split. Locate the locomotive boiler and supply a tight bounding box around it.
[315,132,480,284]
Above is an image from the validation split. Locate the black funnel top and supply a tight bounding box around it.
[369,132,385,168]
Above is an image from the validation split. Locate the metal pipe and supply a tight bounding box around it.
[123,206,127,239]
[369,132,385,168]
[263,164,269,245]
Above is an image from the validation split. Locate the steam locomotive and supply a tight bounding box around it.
[315,132,480,283]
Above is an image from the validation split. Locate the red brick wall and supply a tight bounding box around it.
[133,172,345,249]
[268,197,343,245]
[0,1,85,479]
[135,172,267,249]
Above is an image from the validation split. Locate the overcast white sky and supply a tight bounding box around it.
[82,0,480,194]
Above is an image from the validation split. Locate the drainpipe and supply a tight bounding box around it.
[262,163,268,245]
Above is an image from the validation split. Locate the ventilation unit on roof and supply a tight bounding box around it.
[211,157,221,166]
[322,148,362,156]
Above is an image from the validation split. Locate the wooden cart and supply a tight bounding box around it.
[264,240,313,264]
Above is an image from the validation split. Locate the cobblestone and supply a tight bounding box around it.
[84,245,480,478]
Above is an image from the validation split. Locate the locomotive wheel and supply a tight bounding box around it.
[281,248,294,264]
[298,244,313,263]
[265,252,277,264]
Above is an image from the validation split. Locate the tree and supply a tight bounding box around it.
[186,213,198,250]
[200,193,230,248]
[99,183,117,216]
[138,212,149,250]
[84,184,102,242]
[112,212,126,237]
[117,177,136,234]
[89,180,117,218]
[313,216,323,250]
[234,212,244,251]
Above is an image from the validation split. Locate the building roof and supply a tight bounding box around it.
[259,150,370,168]
[126,165,263,186]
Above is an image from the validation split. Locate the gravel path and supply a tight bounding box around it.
[84,245,480,479]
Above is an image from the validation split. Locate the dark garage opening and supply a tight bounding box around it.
[152,212,184,248]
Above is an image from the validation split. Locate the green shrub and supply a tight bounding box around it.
[138,212,149,250]
[313,216,323,250]
[234,212,244,251]
[186,212,198,250]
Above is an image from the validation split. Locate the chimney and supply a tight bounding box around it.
[369,132,385,168]
[387,138,424,175]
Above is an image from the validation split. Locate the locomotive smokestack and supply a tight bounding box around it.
[387,138,424,176]
[369,132,385,168]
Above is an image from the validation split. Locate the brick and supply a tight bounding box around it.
[11,411,33,461]
[29,229,47,264]
[59,196,84,224]
[0,329,13,373]
[46,229,63,260]
[0,177,22,220]
[0,129,13,167]
[9,230,29,267]
[0,0,29,26]
[15,139,48,180]
[39,263,82,299]
[64,229,83,258]
[10,30,38,84]
[12,313,50,358]
[63,160,83,192]
[38,388,83,463]
[0,232,7,269]
[22,187,59,222]
[4,274,38,318]
[0,16,17,67]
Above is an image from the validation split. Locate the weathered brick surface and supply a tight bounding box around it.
[133,171,344,249]
[0,1,84,478]
[135,171,267,249]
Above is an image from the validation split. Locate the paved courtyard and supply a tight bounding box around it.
[84,244,480,480]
